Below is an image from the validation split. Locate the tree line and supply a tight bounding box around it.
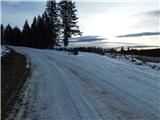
[58,46,160,57]
[57,46,111,55]
[119,47,160,57]
[1,0,81,49]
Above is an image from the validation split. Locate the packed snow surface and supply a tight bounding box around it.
[11,46,160,120]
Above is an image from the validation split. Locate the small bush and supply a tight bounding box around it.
[73,50,78,55]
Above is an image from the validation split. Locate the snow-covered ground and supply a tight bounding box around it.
[1,45,10,56]
[106,54,160,70]
[9,46,160,120]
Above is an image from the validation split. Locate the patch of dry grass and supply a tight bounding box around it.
[1,49,30,120]
[134,55,160,63]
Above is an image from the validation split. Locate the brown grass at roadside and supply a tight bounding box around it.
[1,49,30,120]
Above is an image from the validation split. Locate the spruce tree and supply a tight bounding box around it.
[46,0,60,48]
[1,24,4,45]
[12,27,22,45]
[120,46,124,53]
[5,24,12,45]
[42,11,53,48]
[59,0,81,47]
[37,15,48,49]
[31,16,38,48]
[22,20,31,47]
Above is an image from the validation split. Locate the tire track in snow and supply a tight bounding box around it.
[47,54,160,120]
[46,56,113,120]
[11,47,160,120]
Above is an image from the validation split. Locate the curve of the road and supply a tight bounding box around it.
[9,47,160,120]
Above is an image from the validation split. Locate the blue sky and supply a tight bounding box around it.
[1,1,46,28]
[1,0,159,39]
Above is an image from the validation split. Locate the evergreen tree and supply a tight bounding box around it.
[42,11,53,48]
[31,16,38,48]
[36,15,45,48]
[4,24,12,45]
[120,46,124,52]
[13,27,22,45]
[127,47,130,51]
[59,0,81,47]
[1,0,81,48]
[1,24,4,45]
[22,20,31,47]
[46,0,60,48]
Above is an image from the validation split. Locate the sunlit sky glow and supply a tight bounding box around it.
[1,0,160,47]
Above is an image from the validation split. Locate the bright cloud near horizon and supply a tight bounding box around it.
[1,0,160,41]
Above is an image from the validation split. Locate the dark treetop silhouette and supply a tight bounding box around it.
[1,0,81,48]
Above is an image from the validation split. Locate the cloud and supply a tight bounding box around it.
[131,10,159,32]
[69,36,105,42]
[116,32,160,38]
[145,10,160,16]
[135,10,160,17]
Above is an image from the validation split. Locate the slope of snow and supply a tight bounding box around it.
[1,45,10,56]
[10,46,160,120]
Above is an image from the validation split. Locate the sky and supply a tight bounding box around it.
[1,0,160,47]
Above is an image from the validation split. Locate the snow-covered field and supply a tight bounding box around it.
[10,46,160,120]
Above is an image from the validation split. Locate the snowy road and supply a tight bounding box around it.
[12,47,160,120]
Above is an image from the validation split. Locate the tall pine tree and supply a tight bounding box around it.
[59,0,81,47]
[31,16,38,48]
[4,24,12,45]
[1,0,81,48]
[12,26,22,45]
[22,20,31,47]
[46,0,60,48]
[36,15,45,48]
[42,11,53,48]
[1,24,4,45]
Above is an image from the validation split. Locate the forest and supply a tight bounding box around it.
[1,0,82,49]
